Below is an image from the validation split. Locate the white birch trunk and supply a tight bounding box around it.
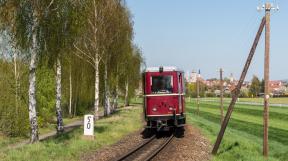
[124,77,129,107]
[28,16,39,142]
[13,51,18,115]
[55,58,64,133]
[94,57,100,120]
[104,63,111,116]
[69,64,72,117]
[112,66,119,111]
[112,83,119,111]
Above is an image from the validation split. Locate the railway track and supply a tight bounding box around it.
[114,134,174,161]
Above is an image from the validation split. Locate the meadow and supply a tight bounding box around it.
[186,99,288,161]
[0,107,143,161]
[1,97,288,161]
[195,97,288,104]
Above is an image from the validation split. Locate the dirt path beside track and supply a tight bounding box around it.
[5,111,105,150]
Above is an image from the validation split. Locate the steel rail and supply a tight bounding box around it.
[143,134,174,161]
[115,135,156,161]
[114,134,174,161]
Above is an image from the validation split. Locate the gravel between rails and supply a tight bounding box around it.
[81,129,149,161]
[82,125,211,161]
[152,125,212,161]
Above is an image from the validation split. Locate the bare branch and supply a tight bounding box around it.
[88,19,96,31]
[46,0,55,10]
[73,50,95,69]
[73,43,95,62]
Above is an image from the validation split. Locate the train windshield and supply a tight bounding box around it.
[151,75,173,94]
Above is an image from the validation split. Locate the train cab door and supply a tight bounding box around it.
[177,72,184,114]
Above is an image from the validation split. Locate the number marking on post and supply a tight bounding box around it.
[84,115,94,136]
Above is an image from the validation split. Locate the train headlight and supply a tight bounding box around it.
[152,107,157,112]
[169,107,174,111]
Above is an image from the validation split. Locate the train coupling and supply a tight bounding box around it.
[156,120,167,131]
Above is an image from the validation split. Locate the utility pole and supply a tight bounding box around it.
[196,70,200,115]
[263,2,271,157]
[219,68,224,124]
[212,17,266,155]
[258,2,278,157]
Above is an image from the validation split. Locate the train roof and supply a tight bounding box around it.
[145,66,183,73]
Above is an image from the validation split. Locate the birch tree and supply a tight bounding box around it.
[101,0,119,116]
[120,45,143,107]
[103,0,133,112]
[73,0,107,119]
[0,0,39,143]
[69,62,72,117]
[0,0,69,142]
[55,58,64,132]
[39,1,72,133]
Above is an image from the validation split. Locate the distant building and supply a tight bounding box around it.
[186,70,200,83]
[190,71,198,83]
[229,73,235,82]
[269,80,285,95]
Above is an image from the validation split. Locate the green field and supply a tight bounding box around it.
[186,100,288,161]
[2,98,287,161]
[195,97,288,104]
[237,97,288,104]
[0,107,143,161]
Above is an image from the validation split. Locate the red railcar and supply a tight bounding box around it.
[143,66,186,130]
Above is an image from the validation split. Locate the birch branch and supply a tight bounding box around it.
[73,43,95,62]
[73,51,96,69]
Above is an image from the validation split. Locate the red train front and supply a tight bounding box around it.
[143,66,186,131]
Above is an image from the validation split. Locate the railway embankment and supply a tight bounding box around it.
[83,125,211,161]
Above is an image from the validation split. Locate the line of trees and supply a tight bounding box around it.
[185,75,265,98]
[0,0,143,143]
[249,75,264,97]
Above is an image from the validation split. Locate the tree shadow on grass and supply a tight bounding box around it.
[42,125,108,143]
[218,141,240,155]
[41,127,81,143]
[94,126,106,134]
[186,108,288,145]
[199,103,288,122]
[110,109,121,115]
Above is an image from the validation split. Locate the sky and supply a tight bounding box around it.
[125,0,288,81]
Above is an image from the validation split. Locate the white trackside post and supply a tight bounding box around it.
[84,115,94,137]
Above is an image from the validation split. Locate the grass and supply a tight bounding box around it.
[186,100,288,161]
[196,97,288,104]
[0,135,26,150]
[237,97,288,104]
[0,116,82,151]
[0,106,143,161]
[2,97,286,161]
[39,117,82,134]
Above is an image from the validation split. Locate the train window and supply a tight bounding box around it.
[151,75,173,94]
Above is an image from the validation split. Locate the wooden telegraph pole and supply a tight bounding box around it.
[212,2,278,156]
[196,70,200,115]
[259,2,278,157]
[219,68,224,124]
[263,2,271,157]
[212,17,266,155]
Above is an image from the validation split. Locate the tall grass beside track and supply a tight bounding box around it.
[186,100,288,161]
[0,107,143,161]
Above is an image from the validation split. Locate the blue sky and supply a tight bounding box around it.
[126,0,288,80]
